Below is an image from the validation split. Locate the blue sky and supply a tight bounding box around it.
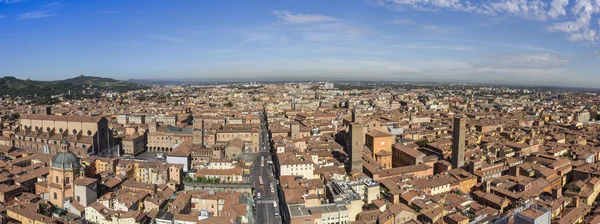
[1,0,599,87]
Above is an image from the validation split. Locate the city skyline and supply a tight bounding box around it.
[1,0,600,87]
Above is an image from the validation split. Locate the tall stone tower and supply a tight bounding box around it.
[351,109,358,123]
[451,117,466,169]
[349,123,364,172]
[290,122,301,140]
[193,120,204,146]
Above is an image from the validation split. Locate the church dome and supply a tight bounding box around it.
[51,151,81,169]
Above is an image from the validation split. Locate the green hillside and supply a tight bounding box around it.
[0,76,149,104]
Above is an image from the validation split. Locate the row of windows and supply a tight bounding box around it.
[17,138,88,148]
[55,176,70,184]
[25,126,96,136]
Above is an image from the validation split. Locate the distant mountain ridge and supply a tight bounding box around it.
[0,76,148,103]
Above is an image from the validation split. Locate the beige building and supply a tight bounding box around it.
[278,152,316,179]
[215,127,260,152]
[289,204,350,224]
[152,115,178,126]
[15,114,113,155]
[148,124,194,152]
[123,134,146,156]
[85,201,148,224]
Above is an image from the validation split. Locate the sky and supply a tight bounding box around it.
[1,0,600,87]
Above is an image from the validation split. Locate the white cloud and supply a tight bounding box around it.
[475,53,569,69]
[18,10,57,20]
[548,0,569,18]
[567,29,598,42]
[376,0,600,45]
[273,10,341,24]
[390,19,416,25]
[546,0,600,44]
[43,2,60,8]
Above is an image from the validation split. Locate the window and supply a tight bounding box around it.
[66,177,70,184]
[73,129,77,135]
[77,196,80,202]
[54,192,57,199]
[56,176,59,183]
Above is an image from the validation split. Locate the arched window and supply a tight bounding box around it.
[35,126,39,131]
[46,127,50,132]
[87,130,92,136]
[73,129,77,135]
[59,128,63,133]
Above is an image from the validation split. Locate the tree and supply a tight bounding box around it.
[333,104,339,109]
[416,139,429,148]
[10,113,20,120]
[224,102,233,107]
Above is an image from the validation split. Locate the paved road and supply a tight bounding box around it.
[253,112,281,224]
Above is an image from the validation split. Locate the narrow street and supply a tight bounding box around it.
[253,112,281,224]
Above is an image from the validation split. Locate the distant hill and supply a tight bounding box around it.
[0,76,149,104]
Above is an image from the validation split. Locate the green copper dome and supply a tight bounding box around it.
[51,151,81,169]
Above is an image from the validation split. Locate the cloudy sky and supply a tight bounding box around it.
[1,0,599,87]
